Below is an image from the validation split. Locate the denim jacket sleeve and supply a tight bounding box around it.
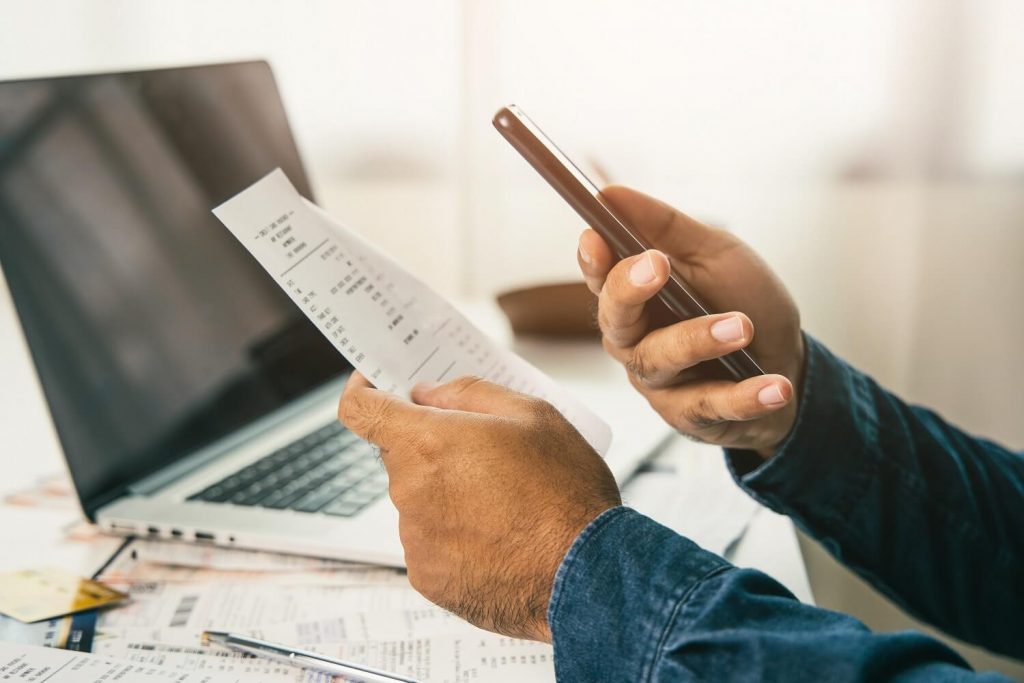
[548,507,1008,681]
[547,335,1023,681]
[724,336,1024,659]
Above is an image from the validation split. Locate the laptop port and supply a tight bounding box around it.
[147,526,160,535]
[195,531,215,542]
[170,528,184,538]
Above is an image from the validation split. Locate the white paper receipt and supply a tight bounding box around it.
[0,642,239,682]
[213,169,611,454]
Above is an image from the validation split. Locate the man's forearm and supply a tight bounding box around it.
[549,507,1005,682]
[725,335,1024,659]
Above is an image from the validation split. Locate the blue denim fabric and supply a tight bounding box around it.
[548,336,1022,681]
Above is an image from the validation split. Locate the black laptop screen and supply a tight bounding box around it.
[0,62,351,517]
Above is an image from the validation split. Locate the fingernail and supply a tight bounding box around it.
[629,251,657,285]
[578,243,593,265]
[758,384,787,406]
[710,316,745,343]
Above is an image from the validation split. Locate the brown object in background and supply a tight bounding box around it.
[496,282,599,339]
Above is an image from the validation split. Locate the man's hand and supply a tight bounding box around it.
[578,186,804,456]
[337,374,621,643]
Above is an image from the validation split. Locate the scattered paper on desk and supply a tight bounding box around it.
[92,541,555,682]
[118,538,377,573]
[0,641,240,682]
[0,568,126,623]
[99,540,410,592]
[257,610,555,679]
[3,474,77,510]
[94,580,430,633]
[213,169,611,454]
[622,440,759,556]
[96,642,332,683]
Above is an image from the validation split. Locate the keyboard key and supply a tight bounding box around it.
[319,440,342,456]
[319,458,349,475]
[263,488,304,509]
[291,484,349,513]
[189,421,383,516]
[323,499,364,517]
[255,457,276,472]
[190,485,225,502]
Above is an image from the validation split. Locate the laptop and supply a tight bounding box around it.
[0,61,670,566]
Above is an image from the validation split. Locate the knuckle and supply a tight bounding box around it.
[416,453,444,480]
[337,396,364,432]
[363,402,393,443]
[627,368,648,393]
[336,391,360,427]
[625,347,652,382]
[420,430,444,455]
[667,321,710,367]
[525,397,558,422]
[404,427,442,456]
[388,462,437,506]
[601,264,627,298]
[600,266,634,306]
[675,395,722,428]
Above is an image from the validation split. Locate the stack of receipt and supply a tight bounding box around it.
[87,539,555,682]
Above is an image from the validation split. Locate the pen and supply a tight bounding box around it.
[201,630,420,683]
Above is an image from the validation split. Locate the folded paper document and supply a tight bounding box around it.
[213,170,611,454]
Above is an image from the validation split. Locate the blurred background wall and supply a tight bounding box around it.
[1,0,1021,676]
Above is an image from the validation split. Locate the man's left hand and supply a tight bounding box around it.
[338,373,621,643]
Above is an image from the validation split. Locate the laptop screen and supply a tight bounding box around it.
[0,61,351,517]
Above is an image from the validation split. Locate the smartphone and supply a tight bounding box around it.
[492,104,764,382]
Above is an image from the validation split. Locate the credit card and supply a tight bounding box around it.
[0,568,127,623]
[0,609,97,650]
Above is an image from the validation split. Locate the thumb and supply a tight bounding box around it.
[412,376,534,417]
[338,371,426,447]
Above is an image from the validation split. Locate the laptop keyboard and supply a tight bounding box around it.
[187,422,387,517]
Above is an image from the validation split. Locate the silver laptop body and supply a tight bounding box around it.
[0,61,402,565]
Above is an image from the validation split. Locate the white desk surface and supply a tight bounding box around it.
[0,285,813,603]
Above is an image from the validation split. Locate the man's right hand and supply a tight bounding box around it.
[577,186,805,458]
